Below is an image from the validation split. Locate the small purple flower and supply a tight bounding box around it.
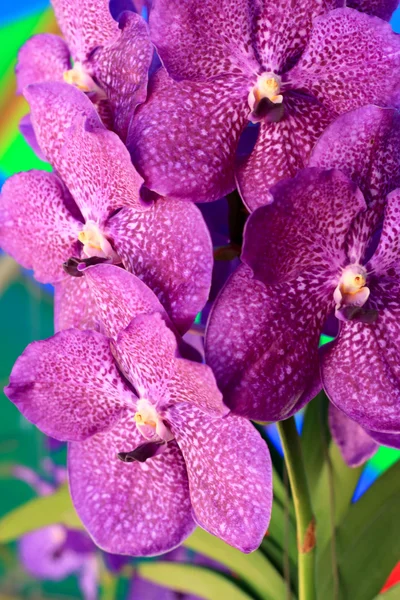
[206,163,400,437]
[0,82,212,334]
[128,2,400,209]
[15,0,153,141]
[5,265,272,555]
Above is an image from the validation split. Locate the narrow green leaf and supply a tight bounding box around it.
[375,584,400,599]
[183,527,288,600]
[317,461,400,600]
[137,562,256,600]
[0,484,83,542]
[301,391,330,492]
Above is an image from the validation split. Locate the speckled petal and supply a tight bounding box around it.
[366,428,400,448]
[205,264,333,421]
[328,404,378,467]
[289,9,400,114]
[128,69,249,203]
[0,171,80,283]
[236,94,335,211]
[51,0,120,62]
[16,34,70,93]
[114,313,227,415]
[149,0,259,81]
[19,114,46,161]
[241,168,366,284]
[105,199,212,333]
[68,422,195,556]
[88,12,153,140]
[54,276,99,332]
[5,329,134,441]
[168,404,272,552]
[369,189,400,276]
[310,106,400,207]
[322,281,400,432]
[347,0,399,20]
[25,82,103,167]
[58,117,144,222]
[19,526,84,580]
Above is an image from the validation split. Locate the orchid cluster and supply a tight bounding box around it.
[1,0,400,596]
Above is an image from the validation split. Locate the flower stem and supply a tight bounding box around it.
[277,417,316,600]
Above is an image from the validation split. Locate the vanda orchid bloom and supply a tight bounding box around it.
[16,0,153,144]
[206,165,400,450]
[0,82,212,333]
[5,263,272,555]
[128,0,400,210]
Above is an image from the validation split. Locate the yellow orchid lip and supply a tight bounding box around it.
[78,221,120,262]
[248,72,283,112]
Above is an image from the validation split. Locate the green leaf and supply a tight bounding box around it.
[317,461,400,600]
[375,584,400,599]
[183,527,289,600]
[301,391,330,493]
[0,484,83,542]
[137,562,256,600]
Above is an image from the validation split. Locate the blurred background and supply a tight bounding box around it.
[1,1,400,598]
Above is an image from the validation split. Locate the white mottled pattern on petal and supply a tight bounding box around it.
[328,404,378,467]
[69,428,195,556]
[16,34,70,93]
[128,69,249,203]
[289,9,400,113]
[205,264,334,421]
[51,0,120,62]
[0,171,80,283]
[5,329,135,441]
[168,403,272,552]
[114,313,226,415]
[105,199,212,333]
[370,189,400,276]
[237,94,335,211]
[54,276,100,332]
[58,118,145,223]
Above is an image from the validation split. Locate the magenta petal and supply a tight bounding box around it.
[241,168,366,284]
[370,189,400,276]
[51,0,120,62]
[205,264,332,421]
[105,199,213,333]
[322,291,400,433]
[290,9,400,113]
[347,0,399,20]
[0,171,80,283]
[114,313,227,416]
[68,425,195,556]
[329,404,378,467]
[54,276,99,332]
[25,82,103,167]
[19,114,47,161]
[366,428,400,449]
[128,69,249,202]
[168,404,272,552]
[5,330,134,441]
[88,12,153,140]
[16,33,70,93]
[59,117,144,222]
[236,95,336,211]
[310,105,400,207]
[149,0,259,81]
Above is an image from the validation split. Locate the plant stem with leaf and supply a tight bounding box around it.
[278,417,316,600]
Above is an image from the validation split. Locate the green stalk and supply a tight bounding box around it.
[278,417,316,600]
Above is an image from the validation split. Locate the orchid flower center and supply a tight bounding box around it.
[134,398,174,442]
[78,221,119,262]
[63,63,105,97]
[248,72,283,112]
[334,264,370,321]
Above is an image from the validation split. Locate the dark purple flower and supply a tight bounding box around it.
[15,0,153,141]
[328,404,379,467]
[5,265,272,555]
[0,82,212,334]
[206,164,400,437]
[128,2,400,209]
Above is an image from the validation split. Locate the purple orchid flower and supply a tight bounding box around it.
[328,405,379,467]
[206,164,400,440]
[15,0,153,143]
[5,263,272,556]
[127,1,400,210]
[0,82,212,334]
